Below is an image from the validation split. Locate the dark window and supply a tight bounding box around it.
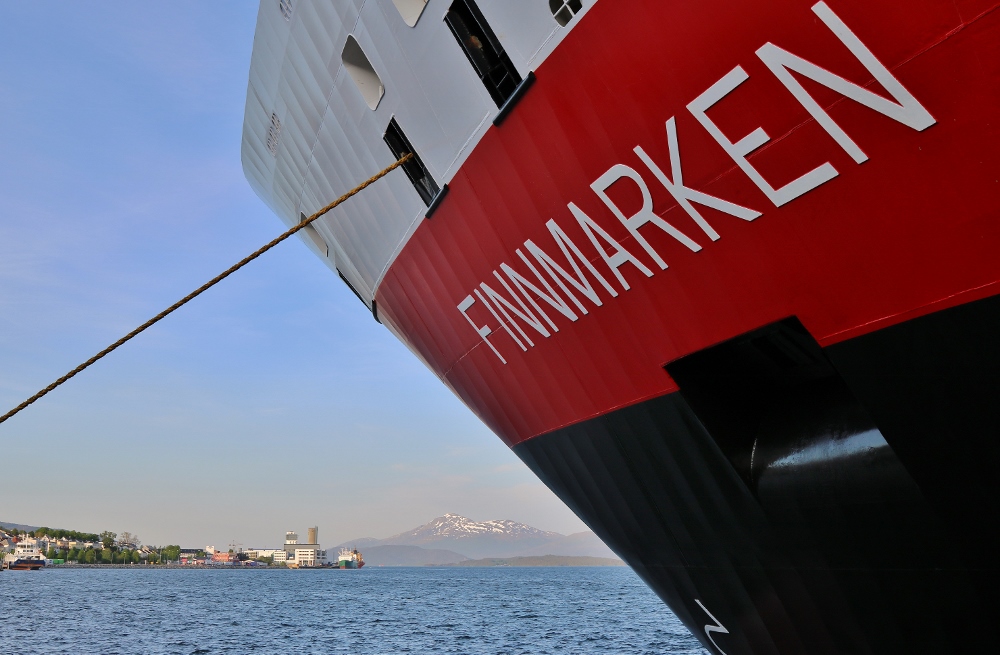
[383,117,440,206]
[445,0,522,107]
[549,0,582,27]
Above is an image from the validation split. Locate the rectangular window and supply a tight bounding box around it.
[445,0,522,107]
[384,117,440,206]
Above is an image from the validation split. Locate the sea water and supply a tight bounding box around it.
[0,566,704,654]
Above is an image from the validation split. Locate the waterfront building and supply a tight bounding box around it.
[292,548,327,568]
[281,527,325,567]
[283,529,320,555]
[244,548,284,561]
[211,552,236,565]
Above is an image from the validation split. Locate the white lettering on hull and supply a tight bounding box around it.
[457,2,936,363]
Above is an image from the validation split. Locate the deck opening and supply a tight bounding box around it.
[384,117,440,206]
[549,0,582,26]
[342,36,384,110]
[392,0,429,27]
[665,317,910,504]
[445,0,522,108]
[299,213,328,257]
[337,268,369,309]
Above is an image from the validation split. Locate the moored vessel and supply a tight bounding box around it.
[337,548,364,570]
[4,543,45,570]
[5,558,45,571]
[242,1,1000,652]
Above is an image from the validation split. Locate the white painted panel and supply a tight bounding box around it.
[242,0,599,308]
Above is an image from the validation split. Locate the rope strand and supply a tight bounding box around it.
[0,153,413,425]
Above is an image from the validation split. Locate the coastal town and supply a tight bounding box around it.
[0,525,362,570]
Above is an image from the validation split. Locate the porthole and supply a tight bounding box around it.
[549,0,582,26]
[341,35,385,110]
[391,0,429,27]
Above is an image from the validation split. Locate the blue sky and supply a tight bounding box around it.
[0,1,586,548]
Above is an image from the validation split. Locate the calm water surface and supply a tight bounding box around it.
[0,567,704,654]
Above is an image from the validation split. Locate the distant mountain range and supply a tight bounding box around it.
[337,514,619,565]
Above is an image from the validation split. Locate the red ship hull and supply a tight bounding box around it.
[373,1,1000,652]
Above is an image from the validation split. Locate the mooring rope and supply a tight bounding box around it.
[0,153,414,425]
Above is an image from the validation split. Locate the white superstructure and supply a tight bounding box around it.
[242,0,593,313]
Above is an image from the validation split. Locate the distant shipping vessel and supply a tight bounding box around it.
[242,1,1000,652]
[337,548,364,570]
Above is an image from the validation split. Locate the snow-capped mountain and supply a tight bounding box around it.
[340,514,617,560]
[391,514,561,541]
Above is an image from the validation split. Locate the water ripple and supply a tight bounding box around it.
[0,567,703,654]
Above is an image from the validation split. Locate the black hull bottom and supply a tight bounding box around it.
[6,559,44,571]
[514,294,1000,655]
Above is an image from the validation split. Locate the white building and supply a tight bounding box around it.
[292,548,327,568]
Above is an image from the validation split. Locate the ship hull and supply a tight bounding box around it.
[516,292,1000,654]
[371,2,1000,650]
[6,559,45,571]
[243,0,1000,651]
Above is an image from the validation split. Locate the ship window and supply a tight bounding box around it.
[549,0,582,26]
[278,0,294,21]
[392,0,428,27]
[445,0,522,108]
[384,117,440,206]
[341,36,384,110]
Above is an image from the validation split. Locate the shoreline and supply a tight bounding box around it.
[14,561,626,571]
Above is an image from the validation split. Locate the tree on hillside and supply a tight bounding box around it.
[101,548,113,564]
[118,532,139,548]
[131,550,140,564]
[162,545,181,561]
[100,531,117,550]
[46,548,57,560]
[85,549,96,564]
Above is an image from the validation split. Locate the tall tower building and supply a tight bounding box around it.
[307,527,318,545]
